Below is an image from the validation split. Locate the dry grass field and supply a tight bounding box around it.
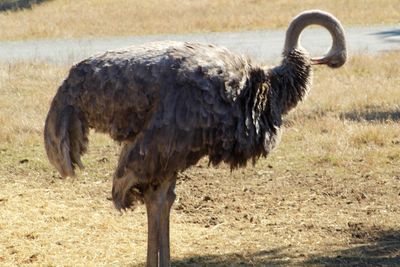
[0,0,399,40]
[0,50,399,266]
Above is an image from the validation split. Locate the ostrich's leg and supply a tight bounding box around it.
[145,192,161,267]
[159,178,176,266]
[144,177,176,267]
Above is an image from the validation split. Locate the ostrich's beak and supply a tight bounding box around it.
[310,57,325,65]
[311,51,346,68]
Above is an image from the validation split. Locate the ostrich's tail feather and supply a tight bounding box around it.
[44,104,88,177]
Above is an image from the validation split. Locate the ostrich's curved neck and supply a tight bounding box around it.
[284,11,345,54]
[270,49,312,115]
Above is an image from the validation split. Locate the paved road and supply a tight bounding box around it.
[0,25,399,64]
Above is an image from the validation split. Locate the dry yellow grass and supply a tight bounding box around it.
[0,0,399,40]
[0,52,399,266]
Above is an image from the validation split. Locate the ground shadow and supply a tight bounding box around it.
[372,29,400,43]
[306,228,400,266]
[130,247,295,267]
[373,29,400,37]
[340,109,400,122]
[171,247,294,266]
[0,0,50,12]
[130,228,399,266]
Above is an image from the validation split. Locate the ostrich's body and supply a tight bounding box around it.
[48,42,304,177]
[44,10,346,267]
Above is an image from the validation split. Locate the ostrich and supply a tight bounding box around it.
[44,10,346,267]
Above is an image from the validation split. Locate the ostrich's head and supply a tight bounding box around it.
[283,10,347,68]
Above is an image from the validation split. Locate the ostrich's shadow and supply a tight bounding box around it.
[130,247,293,267]
[171,247,292,267]
[305,229,400,266]
[131,228,400,266]
[0,0,49,12]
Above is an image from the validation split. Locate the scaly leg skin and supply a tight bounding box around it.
[159,178,176,267]
[144,177,176,267]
